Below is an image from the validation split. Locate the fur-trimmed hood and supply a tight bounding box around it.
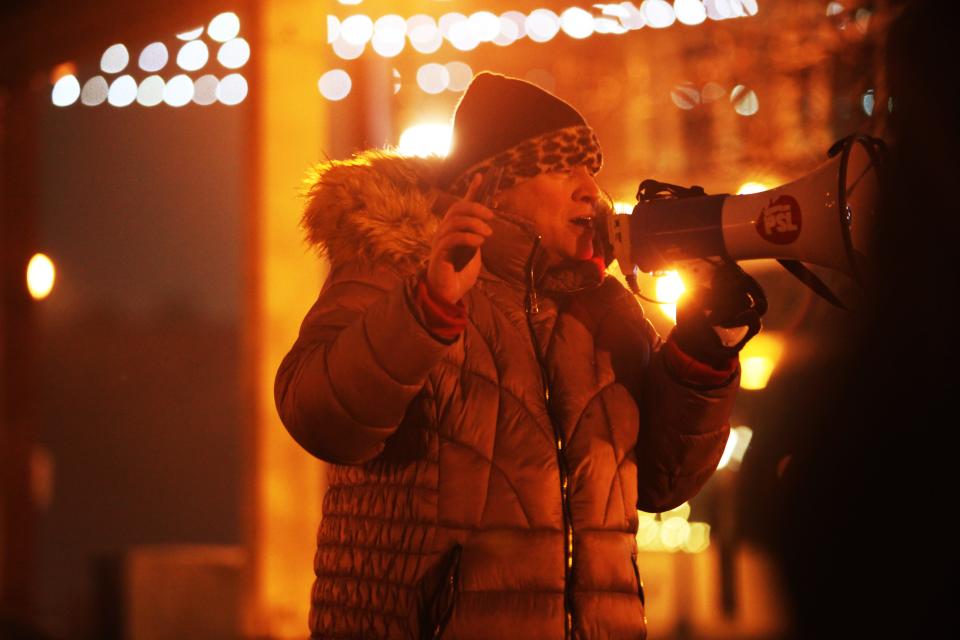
[300,149,604,293]
[301,150,444,276]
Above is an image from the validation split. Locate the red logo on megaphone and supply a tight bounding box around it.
[756,195,802,244]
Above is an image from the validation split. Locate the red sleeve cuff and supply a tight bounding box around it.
[662,338,738,387]
[415,274,467,341]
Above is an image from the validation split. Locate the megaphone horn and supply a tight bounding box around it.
[608,135,885,300]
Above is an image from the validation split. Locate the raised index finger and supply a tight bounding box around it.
[463,172,484,202]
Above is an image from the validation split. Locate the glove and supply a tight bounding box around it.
[672,261,767,369]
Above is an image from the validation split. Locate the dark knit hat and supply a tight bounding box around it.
[439,72,603,196]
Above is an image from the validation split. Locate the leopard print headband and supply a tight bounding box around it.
[449,124,603,198]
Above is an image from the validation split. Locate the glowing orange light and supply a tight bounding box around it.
[655,271,685,322]
[398,123,452,157]
[27,253,55,300]
[740,332,785,390]
[49,61,77,84]
[718,425,754,470]
[737,181,770,195]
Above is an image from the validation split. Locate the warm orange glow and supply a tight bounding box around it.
[26,253,55,300]
[737,181,771,195]
[636,512,659,547]
[399,123,452,157]
[637,505,711,554]
[683,522,711,553]
[718,425,754,470]
[740,332,785,390]
[49,61,77,84]
[655,271,685,322]
[660,516,691,550]
[662,501,691,522]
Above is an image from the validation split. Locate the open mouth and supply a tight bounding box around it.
[569,215,595,228]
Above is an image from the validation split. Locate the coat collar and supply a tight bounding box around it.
[480,207,605,296]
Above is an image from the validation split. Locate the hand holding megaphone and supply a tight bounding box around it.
[672,260,767,367]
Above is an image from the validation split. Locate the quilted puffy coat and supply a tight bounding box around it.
[275,151,737,639]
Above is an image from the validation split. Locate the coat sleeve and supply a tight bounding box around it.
[597,279,736,513]
[274,261,456,464]
[634,336,737,513]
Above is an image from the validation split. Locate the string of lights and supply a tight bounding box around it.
[50,12,249,108]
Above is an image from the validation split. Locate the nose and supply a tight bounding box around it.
[571,166,600,205]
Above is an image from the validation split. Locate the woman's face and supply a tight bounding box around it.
[496,165,601,266]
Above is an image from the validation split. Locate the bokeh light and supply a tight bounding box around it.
[495,12,522,46]
[398,123,452,157]
[560,7,595,39]
[176,26,203,41]
[701,81,726,102]
[49,61,76,84]
[136,76,165,107]
[81,76,109,106]
[671,81,700,109]
[107,75,138,107]
[208,12,241,42]
[660,516,691,550]
[675,0,708,25]
[448,15,480,51]
[341,14,374,45]
[683,522,711,553]
[662,501,692,521]
[177,40,209,71]
[138,42,168,72]
[163,74,194,107]
[731,84,759,116]
[332,38,364,60]
[739,332,784,390]
[526,9,561,43]
[439,13,466,39]
[217,73,248,105]
[372,14,406,57]
[392,68,402,95]
[408,15,442,54]
[416,63,450,94]
[445,61,473,92]
[100,44,129,73]
[469,11,501,42]
[862,89,875,116]
[737,181,770,195]
[718,425,754,470]
[218,38,250,69]
[26,254,55,300]
[655,270,685,322]
[193,75,220,105]
[318,69,352,101]
[636,512,660,547]
[641,0,677,28]
[51,75,80,106]
[327,15,340,44]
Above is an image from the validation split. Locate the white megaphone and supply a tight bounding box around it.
[606,135,884,304]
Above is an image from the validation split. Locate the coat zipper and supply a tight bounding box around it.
[523,236,575,640]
